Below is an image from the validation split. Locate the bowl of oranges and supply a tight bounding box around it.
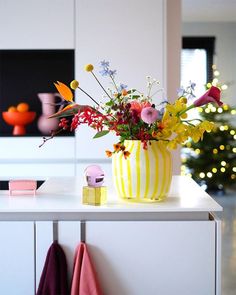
[2,102,36,135]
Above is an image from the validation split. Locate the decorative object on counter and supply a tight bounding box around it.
[41,61,222,202]
[113,140,172,202]
[8,179,37,196]
[37,93,62,135]
[85,165,105,187]
[2,102,36,135]
[82,165,107,205]
[82,186,107,206]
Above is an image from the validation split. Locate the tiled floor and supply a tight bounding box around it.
[211,190,236,295]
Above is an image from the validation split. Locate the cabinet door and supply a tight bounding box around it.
[0,222,34,295]
[86,221,215,295]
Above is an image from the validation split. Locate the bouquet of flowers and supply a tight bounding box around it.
[40,61,222,158]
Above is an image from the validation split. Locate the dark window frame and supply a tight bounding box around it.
[182,37,215,82]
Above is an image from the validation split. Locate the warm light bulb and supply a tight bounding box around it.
[207,172,213,178]
[231,110,236,115]
[232,167,236,172]
[212,64,217,70]
[214,70,220,76]
[199,172,205,178]
[206,82,212,88]
[212,168,217,173]
[212,78,218,85]
[195,149,201,155]
[223,105,229,111]
[221,161,226,166]
[230,130,235,135]
[219,145,225,150]
[234,135,236,140]
[221,84,228,90]
[224,125,229,131]
[218,108,223,113]
[231,174,236,179]
[213,148,218,154]
[221,167,226,172]
[219,126,225,131]
[211,107,216,112]
[233,148,236,153]
[205,108,210,113]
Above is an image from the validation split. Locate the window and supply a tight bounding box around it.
[181,37,215,98]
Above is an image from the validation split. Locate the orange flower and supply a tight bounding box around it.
[120,145,126,151]
[121,89,128,96]
[105,150,113,157]
[123,151,130,159]
[54,81,74,102]
[113,143,121,151]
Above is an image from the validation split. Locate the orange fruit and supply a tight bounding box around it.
[8,106,17,112]
[16,102,29,112]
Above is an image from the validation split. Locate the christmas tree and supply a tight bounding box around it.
[182,68,236,193]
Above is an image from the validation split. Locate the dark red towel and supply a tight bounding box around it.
[37,241,69,295]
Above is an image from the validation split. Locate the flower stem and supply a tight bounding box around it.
[91,71,112,99]
[178,104,195,117]
[78,87,100,107]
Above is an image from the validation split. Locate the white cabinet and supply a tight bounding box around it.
[0,0,74,49]
[86,221,216,295]
[0,222,35,295]
[33,219,218,295]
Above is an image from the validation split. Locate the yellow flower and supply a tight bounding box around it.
[70,80,79,90]
[200,121,215,132]
[84,64,94,72]
[167,140,178,150]
[166,100,187,116]
[179,97,187,104]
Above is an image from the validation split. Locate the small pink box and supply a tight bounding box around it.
[9,180,37,196]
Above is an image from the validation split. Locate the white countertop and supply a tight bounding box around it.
[0,176,222,218]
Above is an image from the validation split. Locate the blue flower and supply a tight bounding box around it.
[99,68,110,76]
[190,81,196,90]
[177,87,185,97]
[118,83,128,92]
[109,70,117,77]
[100,60,110,68]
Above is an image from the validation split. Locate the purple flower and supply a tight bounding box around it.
[141,107,159,124]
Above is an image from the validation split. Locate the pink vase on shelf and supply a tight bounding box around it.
[37,93,62,135]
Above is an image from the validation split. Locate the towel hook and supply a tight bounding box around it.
[81,221,86,243]
[53,221,58,242]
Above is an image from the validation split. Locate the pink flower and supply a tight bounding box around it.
[130,100,151,116]
[194,86,222,107]
[141,107,159,124]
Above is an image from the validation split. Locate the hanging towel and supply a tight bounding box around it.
[37,241,69,295]
[71,242,102,295]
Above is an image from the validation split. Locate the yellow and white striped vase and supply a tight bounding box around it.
[112,140,172,202]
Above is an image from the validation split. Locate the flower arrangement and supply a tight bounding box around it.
[40,61,222,157]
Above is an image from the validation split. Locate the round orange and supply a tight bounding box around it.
[16,102,29,112]
[8,106,17,112]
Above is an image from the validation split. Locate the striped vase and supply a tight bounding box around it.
[112,140,172,202]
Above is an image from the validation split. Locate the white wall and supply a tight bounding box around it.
[182,22,236,106]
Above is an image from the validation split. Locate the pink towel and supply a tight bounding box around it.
[71,242,102,295]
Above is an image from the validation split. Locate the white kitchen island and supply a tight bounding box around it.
[0,176,222,295]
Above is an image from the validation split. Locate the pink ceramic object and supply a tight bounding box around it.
[84,165,105,187]
[37,93,62,135]
[9,180,37,196]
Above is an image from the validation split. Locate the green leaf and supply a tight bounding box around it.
[127,89,137,94]
[93,130,110,139]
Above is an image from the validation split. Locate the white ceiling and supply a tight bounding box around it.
[182,0,236,22]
